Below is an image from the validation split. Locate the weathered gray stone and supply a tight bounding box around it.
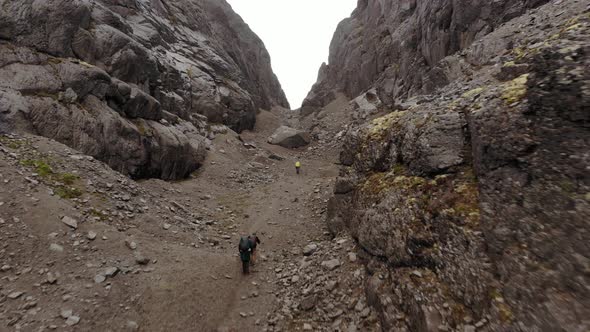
[300,296,316,311]
[268,126,311,148]
[7,291,24,299]
[49,243,64,253]
[126,321,139,331]
[61,216,78,229]
[60,309,73,319]
[135,253,150,265]
[66,315,80,326]
[303,243,318,256]
[321,259,341,271]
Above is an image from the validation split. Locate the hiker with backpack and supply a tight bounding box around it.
[238,234,261,274]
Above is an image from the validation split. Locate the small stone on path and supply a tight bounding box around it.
[60,309,73,319]
[125,239,137,250]
[66,315,80,326]
[303,244,318,256]
[49,244,64,253]
[321,259,341,271]
[135,253,150,265]
[94,274,106,284]
[126,320,139,331]
[61,216,78,229]
[8,291,24,299]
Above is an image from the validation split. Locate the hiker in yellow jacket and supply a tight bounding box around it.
[295,161,301,175]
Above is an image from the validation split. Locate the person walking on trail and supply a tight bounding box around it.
[248,233,261,264]
[238,234,261,274]
[295,161,301,175]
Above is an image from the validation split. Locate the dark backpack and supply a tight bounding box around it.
[239,236,250,252]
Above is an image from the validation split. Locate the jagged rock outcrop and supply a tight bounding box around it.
[313,1,589,331]
[302,0,550,115]
[0,0,288,179]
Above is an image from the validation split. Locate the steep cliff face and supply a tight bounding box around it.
[311,0,589,331]
[0,0,288,179]
[302,0,549,115]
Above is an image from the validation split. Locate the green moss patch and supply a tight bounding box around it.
[21,159,53,178]
[55,186,83,199]
[20,158,84,199]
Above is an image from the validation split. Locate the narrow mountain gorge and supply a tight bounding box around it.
[301,0,589,331]
[0,0,588,331]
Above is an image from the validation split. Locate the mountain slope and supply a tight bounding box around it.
[301,0,549,115]
[0,0,289,180]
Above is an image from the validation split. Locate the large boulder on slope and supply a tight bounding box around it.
[268,126,311,148]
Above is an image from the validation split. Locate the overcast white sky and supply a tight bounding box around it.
[226,0,357,109]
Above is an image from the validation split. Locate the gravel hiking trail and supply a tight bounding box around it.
[0,109,340,332]
[135,110,339,331]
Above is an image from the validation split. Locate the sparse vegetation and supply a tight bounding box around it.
[0,136,25,149]
[501,74,529,105]
[89,208,108,221]
[55,186,83,199]
[20,158,84,199]
[21,159,53,177]
[58,173,79,185]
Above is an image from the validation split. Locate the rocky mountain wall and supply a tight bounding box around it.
[0,0,289,179]
[301,0,549,115]
[314,0,590,331]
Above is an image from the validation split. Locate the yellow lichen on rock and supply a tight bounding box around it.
[367,111,406,140]
[502,74,529,105]
[359,171,427,197]
[461,87,484,99]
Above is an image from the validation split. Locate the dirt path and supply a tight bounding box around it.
[135,113,339,331]
[0,110,341,332]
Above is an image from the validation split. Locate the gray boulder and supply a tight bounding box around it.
[268,126,311,148]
